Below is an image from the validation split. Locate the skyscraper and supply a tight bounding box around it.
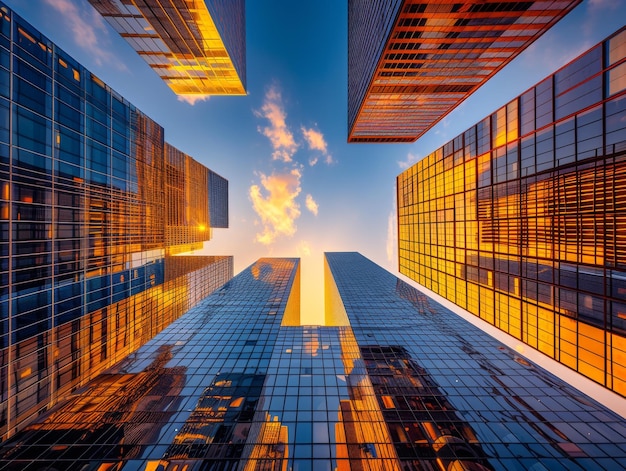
[0,2,233,438]
[0,257,301,468]
[347,0,581,142]
[397,27,626,396]
[1,253,625,469]
[88,0,247,97]
[209,169,229,229]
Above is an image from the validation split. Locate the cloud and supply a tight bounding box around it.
[386,186,398,264]
[177,95,210,105]
[296,240,312,257]
[44,0,123,69]
[255,87,298,162]
[305,194,319,216]
[249,169,302,245]
[301,126,328,153]
[398,152,420,169]
[302,126,333,165]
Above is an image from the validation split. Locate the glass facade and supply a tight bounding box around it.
[88,0,247,96]
[347,0,581,142]
[1,253,625,469]
[165,144,214,251]
[398,27,626,396]
[209,169,229,229]
[0,257,301,469]
[0,3,233,439]
[325,252,626,470]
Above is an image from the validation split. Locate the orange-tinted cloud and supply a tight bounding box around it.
[301,126,327,153]
[249,169,302,244]
[256,87,298,162]
[302,126,333,165]
[305,194,319,216]
[45,0,123,69]
[296,240,312,257]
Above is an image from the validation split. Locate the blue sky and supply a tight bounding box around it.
[6,0,626,324]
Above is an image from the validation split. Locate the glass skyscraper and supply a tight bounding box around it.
[88,0,247,97]
[398,27,626,396]
[209,169,229,229]
[0,2,233,439]
[347,0,581,142]
[1,253,625,469]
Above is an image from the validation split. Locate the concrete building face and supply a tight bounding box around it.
[0,3,232,438]
[398,27,626,395]
[347,0,581,142]
[88,0,246,96]
[1,254,625,470]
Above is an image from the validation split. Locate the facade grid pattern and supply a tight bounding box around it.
[0,3,232,439]
[0,258,300,469]
[208,169,228,229]
[0,254,625,469]
[88,0,246,96]
[325,252,626,470]
[348,0,581,142]
[397,27,626,395]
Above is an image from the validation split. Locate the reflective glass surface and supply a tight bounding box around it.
[2,254,625,469]
[325,252,626,470]
[0,2,233,438]
[209,170,229,229]
[348,0,581,142]
[0,258,299,469]
[88,0,246,96]
[397,27,626,396]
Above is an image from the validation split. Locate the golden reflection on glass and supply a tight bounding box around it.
[242,412,289,470]
[1,345,186,463]
[89,0,246,96]
[337,328,401,470]
[160,373,266,465]
[398,28,626,395]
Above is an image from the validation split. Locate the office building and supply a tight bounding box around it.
[1,253,626,469]
[397,27,626,396]
[88,0,247,97]
[0,257,301,468]
[209,169,229,229]
[0,3,233,439]
[347,0,581,142]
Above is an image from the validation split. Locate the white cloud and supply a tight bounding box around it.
[386,186,398,263]
[386,212,393,262]
[398,152,420,169]
[177,95,210,105]
[302,126,333,165]
[296,240,312,257]
[249,169,302,245]
[305,194,319,216]
[386,210,396,263]
[44,0,123,69]
[255,87,298,162]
